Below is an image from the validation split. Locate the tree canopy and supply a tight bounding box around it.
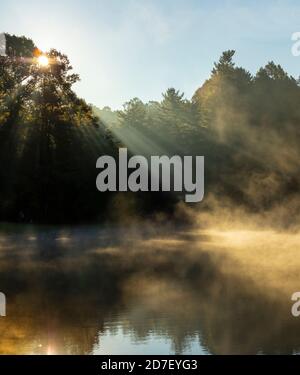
[0,34,115,223]
[2,37,300,223]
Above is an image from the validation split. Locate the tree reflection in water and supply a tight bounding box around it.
[0,223,298,354]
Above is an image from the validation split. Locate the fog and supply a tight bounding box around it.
[0,217,299,355]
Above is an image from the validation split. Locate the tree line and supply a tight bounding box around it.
[1,34,300,223]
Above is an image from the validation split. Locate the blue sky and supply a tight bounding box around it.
[1,0,300,108]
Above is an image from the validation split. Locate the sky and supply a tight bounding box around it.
[1,0,300,109]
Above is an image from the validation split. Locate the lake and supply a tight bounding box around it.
[0,222,299,354]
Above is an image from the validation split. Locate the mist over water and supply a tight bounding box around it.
[0,217,299,355]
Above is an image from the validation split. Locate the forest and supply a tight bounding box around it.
[1,34,300,224]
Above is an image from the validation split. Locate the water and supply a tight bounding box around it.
[0,223,299,355]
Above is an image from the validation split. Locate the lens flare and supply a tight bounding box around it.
[37,55,49,67]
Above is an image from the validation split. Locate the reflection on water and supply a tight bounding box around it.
[0,223,299,354]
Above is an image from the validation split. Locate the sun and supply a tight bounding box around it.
[37,55,49,67]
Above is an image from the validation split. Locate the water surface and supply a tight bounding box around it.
[0,223,299,354]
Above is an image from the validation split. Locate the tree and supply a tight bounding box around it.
[118,98,147,128]
[0,34,116,223]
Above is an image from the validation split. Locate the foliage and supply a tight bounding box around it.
[2,35,300,222]
[0,34,115,223]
